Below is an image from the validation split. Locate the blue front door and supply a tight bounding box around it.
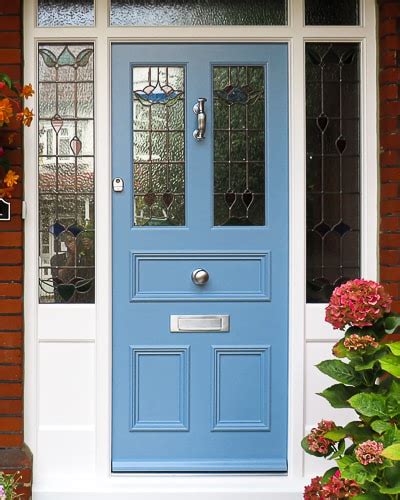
[112,43,288,472]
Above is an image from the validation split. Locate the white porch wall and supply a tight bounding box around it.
[23,0,378,497]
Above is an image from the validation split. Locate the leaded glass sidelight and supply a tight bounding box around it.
[111,0,287,26]
[38,44,95,304]
[133,66,185,226]
[213,66,265,226]
[306,43,360,303]
[38,0,95,26]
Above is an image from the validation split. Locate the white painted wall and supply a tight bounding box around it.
[23,0,378,498]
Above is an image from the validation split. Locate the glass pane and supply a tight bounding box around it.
[38,44,95,304]
[213,66,265,226]
[306,43,360,303]
[38,0,94,26]
[305,0,359,25]
[111,0,287,26]
[133,66,185,226]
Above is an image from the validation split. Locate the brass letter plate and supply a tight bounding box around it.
[170,315,230,333]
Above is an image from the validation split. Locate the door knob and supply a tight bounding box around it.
[191,268,209,285]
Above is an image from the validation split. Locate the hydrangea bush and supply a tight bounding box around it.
[303,279,400,499]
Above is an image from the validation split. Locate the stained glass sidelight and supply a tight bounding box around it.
[305,0,359,26]
[38,0,94,26]
[133,66,185,226]
[306,43,360,303]
[213,66,265,226]
[111,0,287,26]
[38,44,95,303]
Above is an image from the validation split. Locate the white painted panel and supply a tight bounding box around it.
[38,304,96,341]
[306,304,341,342]
[305,342,354,428]
[36,426,95,481]
[38,343,95,426]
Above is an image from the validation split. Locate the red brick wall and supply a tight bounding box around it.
[0,0,32,497]
[379,0,400,310]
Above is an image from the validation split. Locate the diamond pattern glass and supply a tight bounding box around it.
[306,43,360,303]
[213,66,265,226]
[110,0,287,26]
[38,44,95,303]
[133,66,185,226]
[38,0,94,26]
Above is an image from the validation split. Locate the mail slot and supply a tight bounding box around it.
[170,315,230,333]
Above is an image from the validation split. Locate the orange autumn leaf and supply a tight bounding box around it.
[20,83,34,98]
[0,186,14,199]
[16,107,34,127]
[0,98,13,126]
[4,169,19,188]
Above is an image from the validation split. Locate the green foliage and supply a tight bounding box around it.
[0,471,22,499]
[302,301,400,498]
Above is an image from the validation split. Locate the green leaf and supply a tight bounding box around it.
[385,314,400,334]
[349,393,387,418]
[371,420,392,434]
[332,339,347,358]
[380,353,400,377]
[354,494,389,500]
[345,421,375,443]
[383,425,400,447]
[382,462,400,492]
[318,384,358,408]
[386,341,400,356]
[0,73,12,88]
[382,443,400,460]
[324,428,347,441]
[337,454,357,469]
[330,439,346,459]
[386,395,400,418]
[321,467,339,484]
[341,462,377,484]
[317,360,363,385]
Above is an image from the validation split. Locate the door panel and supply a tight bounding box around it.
[112,43,288,472]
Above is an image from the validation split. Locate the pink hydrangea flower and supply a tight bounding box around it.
[325,279,392,330]
[343,334,379,351]
[306,420,336,456]
[304,473,361,499]
[355,440,384,465]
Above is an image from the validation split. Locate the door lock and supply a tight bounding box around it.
[113,177,124,192]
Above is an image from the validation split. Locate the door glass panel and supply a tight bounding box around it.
[306,43,360,303]
[213,66,265,226]
[133,66,185,226]
[38,0,95,26]
[111,0,287,26]
[305,0,359,25]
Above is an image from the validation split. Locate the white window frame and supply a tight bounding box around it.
[23,0,378,497]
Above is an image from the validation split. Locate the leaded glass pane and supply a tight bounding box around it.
[213,66,265,226]
[111,0,287,26]
[133,66,185,226]
[38,0,94,26]
[305,0,359,25]
[306,43,360,303]
[38,44,95,304]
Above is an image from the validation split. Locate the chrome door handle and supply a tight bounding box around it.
[191,268,209,285]
[193,98,207,140]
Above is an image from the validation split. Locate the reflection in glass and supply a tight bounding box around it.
[38,44,95,303]
[213,66,265,226]
[38,0,94,26]
[111,0,287,26]
[306,43,360,303]
[133,66,185,226]
[305,0,359,25]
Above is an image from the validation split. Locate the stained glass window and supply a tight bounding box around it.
[306,43,360,303]
[305,0,359,26]
[110,0,287,26]
[38,44,95,304]
[133,66,185,226]
[213,66,265,226]
[38,0,95,26]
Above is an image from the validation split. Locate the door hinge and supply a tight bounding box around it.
[22,200,27,220]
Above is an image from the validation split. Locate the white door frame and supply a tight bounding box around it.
[23,0,378,497]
